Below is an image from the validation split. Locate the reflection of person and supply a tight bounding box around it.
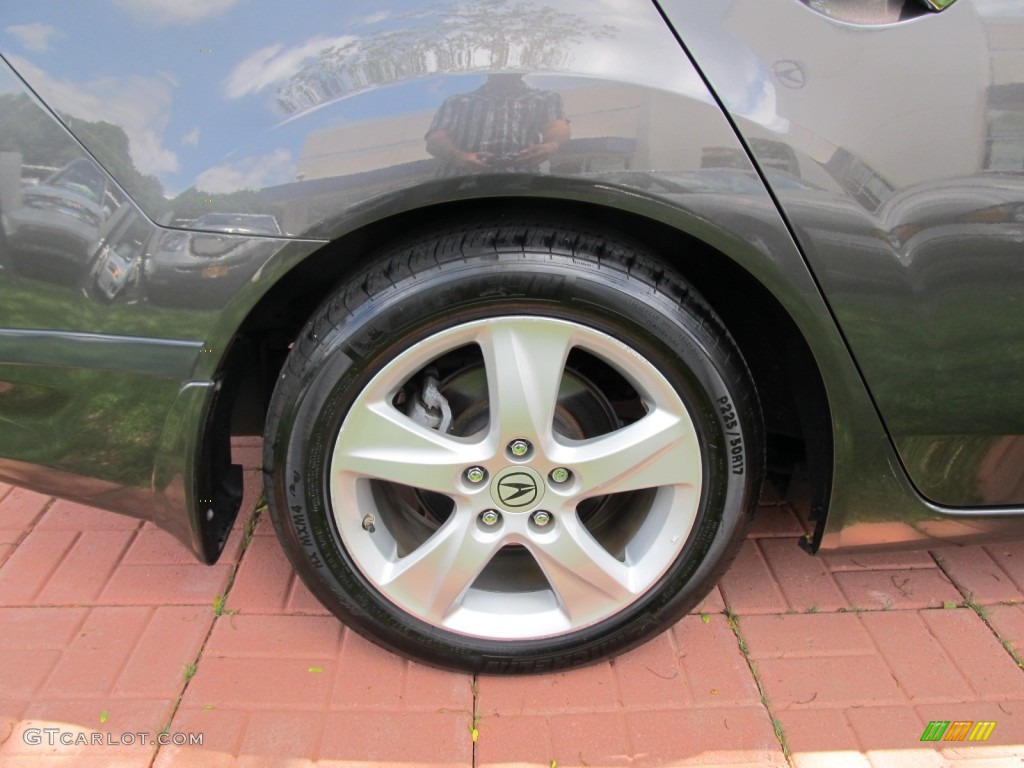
[425,74,570,176]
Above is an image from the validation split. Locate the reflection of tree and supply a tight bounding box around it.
[276,0,615,113]
[168,187,265,223]
[0,94,80,169]
[0,93,167,214]
[68,120,166,213]
[0,94,272,225]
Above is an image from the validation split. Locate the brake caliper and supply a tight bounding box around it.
[405,369,452,433]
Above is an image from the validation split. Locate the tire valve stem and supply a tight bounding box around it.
[361,514,376,533]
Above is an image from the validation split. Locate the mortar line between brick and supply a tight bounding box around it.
[931,550,1024,674]
[919,613,990,700]
[748,539,789,611]
[30,493,58,517]
[31,603,95,703]
[755,536,845,613]
[664,627,696,706]
[25,495,59,531]
[606,654,640,761]
[106,604,158,698]
[853,610,929,711]
[980,544,1024,594]
[724,610,792,765]
[471,672,479,768]
[28,529,80,604]
[148,496,265,768]
[85,527,139,604]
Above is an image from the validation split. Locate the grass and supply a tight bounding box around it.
[0,273,214,338]
[724,609,790,758]
[964,595,1024,668]
[838,286,1024,508]
[209,498,264,621]
[243,498,264,546]
[212,594,235,617]
[931,551,1024,670]
[0,366,180,487]
[0,272,222,488]
[963,594,988,619]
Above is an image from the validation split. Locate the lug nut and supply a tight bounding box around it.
[480,510,501,526]
[509,439,531,457]
[549,467,571,484]
[531,510,552,527]
[465,466,487,484]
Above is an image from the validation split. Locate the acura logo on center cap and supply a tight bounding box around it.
[497,472,538,508]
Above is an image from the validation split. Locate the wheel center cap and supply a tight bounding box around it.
[491,466,545,512]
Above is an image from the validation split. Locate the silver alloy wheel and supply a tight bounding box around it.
[329,316,703,640]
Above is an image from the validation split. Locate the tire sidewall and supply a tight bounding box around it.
[267,254,759,672]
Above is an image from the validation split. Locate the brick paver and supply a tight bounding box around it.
[2,444,1023,767]
[935,545,1024,604]
[0,487,50,540]
[986,603,1024,659]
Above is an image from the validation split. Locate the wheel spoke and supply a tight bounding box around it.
[479,320,577,445]
[327,314,713,642]
[528,514,635,625]
[333,401,481,494]
[558,408,701,498]
[380,512,501,625]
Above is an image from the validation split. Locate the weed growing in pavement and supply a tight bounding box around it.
[212,594,236,617]
[963,593,988,619]
[963,595,1024,667]
[723,608,790,756]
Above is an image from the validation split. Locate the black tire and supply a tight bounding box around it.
[263,219,763,673]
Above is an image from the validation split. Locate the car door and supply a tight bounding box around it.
[661,0,1024,507]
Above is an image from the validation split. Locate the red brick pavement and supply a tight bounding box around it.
[1,442,1023,767]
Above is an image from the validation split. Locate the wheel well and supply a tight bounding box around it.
[221,197,831,545]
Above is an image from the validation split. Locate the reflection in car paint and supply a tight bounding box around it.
[424,73,571,176]
[0,0,1023,672]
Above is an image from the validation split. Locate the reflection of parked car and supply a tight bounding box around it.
[144,214,282,307]
[3,158,115,281]
[94,245,136,300]
[193,213,282,236]
[2,0,1024,675]
[90,206,152,302]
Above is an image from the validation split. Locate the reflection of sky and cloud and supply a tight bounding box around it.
[109,0,243,24]
[4,52,180,176]
[657,4,788,135]
[5,23,62,53]
[1,0,709,201]
[975,0,1024,15]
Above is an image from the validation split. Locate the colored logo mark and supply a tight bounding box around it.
[920,720,996,742]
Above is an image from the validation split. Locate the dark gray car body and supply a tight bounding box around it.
[0,0,1022,563]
